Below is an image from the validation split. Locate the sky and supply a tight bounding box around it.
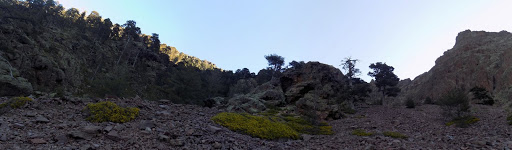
[57,0,512,82]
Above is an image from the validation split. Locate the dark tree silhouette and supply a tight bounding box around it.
[264,54,284,72]
[368,62,400,105]
[235,68,254,79]
[122,20,141,41]
[150,33,161,53]
[341,57,360,87]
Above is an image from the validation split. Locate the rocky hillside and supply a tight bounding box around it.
[400,30,512,106]
[0,0,236,104]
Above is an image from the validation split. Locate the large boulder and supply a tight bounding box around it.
[0,60,32,96]
[281,62,350,120]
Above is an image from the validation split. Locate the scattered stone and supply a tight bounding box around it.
[302,134,312,142]
[185,128,195,136]
[158,99,171,104]
[145,127,152,132]
[25,112,36,117]
[158,134,169,141]
[12,123,25,129]
[208,125,222,133]
[139,121,156,130]
[29,138,47,144]
[170,139,184,147]
[113,124,125,131]
[69,131,92,140]
[107,131,121,141]
[158,105,169,109]
[104,126,113,132]
[156,111,170,116]
[82,126,102,134]
[54,134,68,144]
[35,116,49,123]
[56,124,68,129]
[213,142,222,149]
[0,134,7,141]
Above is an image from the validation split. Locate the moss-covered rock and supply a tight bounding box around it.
[9,96,33,108]
[383,131,408,139]
[351,129,374,136]
[212,112,300,140]
[83,101,140,123]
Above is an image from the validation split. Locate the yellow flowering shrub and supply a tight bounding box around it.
[383,131,408,139]
[211,112,300,140]
[83,101,140,123]
[9,97,33,108]
[351,129,374,136]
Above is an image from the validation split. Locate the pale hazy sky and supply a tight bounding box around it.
[58,0,512,81]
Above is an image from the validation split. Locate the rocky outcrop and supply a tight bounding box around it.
[400,30,512,106]
[0,58,32,96]
[222,62,351,120]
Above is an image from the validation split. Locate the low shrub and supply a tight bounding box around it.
[445,116,479,128]
[283,116,333,135]
[424,97,433,104]
[439,89,471,121]
[211,112,300,140]
[83,101,140,123]
[405,98,415,108]
[383,131,408,139]
[9,97,33,109]
[351,129,374,136]
[469,86,494,105]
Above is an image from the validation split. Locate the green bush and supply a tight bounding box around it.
[439,89,471,121]
[383,131,408,139]
[424,97,433,104]
[211,112,300,140]
[9,97,33,109]
[351,129,374,136]
[405,98,415,108]
[445,116,479,128]
[469,86,494,105]
[283,116,333,135]
[83,101,140,123]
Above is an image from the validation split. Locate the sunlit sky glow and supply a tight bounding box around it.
[58,0,512,81]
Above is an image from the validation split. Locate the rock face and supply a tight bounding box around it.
[222,62,350,120]
[400,30,512,106]
[281,62,350,120]
[0,59,33,96]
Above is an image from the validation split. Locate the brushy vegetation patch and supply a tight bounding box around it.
[0,97,33,110]
[445,116,480,127]
[211,112,300,140]
[83,101,140,123]
[9,97,33,108]
[283,116,334,135]
[405,98,415,108]
[351,129,374,136]
[383,131,408,139]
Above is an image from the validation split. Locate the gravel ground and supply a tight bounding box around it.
[0,97,511,150]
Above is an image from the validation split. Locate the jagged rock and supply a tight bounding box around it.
[35,116,49,123]
[25,112,36,117]
[12,123,24,129]
[225,95,266,113]
[213,142,222,149]
[82,126,102,134]
[106,130,121,141]
[139,121,156,130]
[113,124,125,131]
[69,131,92,140]
[207,125,222,133]
[281,62,349,120]
[158,134,169,141]
[29,138,46,144]
[103,126,113,132]
[301,134,312,142]
[54,134,68,144]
